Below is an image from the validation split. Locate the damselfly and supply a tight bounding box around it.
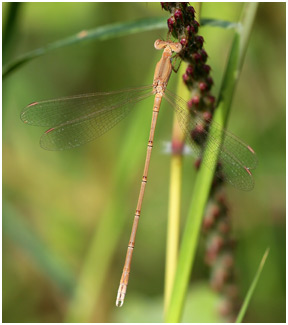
[21,40,257,307]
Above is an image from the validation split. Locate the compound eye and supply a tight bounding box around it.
[154,39,166,50]
[172,43,182,53]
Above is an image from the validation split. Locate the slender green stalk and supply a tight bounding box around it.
[165,155,215,323]
[164,64,188,314]
[164,155,182,312]
[3,17,167,78]
[215,2,259,125]
[164,3,202,316]
[3,16,235,79]
[236,248,270,323]
[165,3,259,322]
[3,2,22,64]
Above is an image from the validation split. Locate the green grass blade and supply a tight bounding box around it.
[2,17,167,78]
[165,3,259,322]
[164,63,188,314]
[236,248,270,323]
[3,3,22,64]
[164,3,202,317]
[3,16,243,79]
[201,18,239,29]
[164,156,215,322]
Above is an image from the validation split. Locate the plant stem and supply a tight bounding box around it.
[236,248,270,323]
[164,4,202,317]
[165,3,259,322]
[3,17,167,78]
[3,2,22,64]
[164,64,188,315]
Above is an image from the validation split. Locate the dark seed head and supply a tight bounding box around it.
[209,96,215,104]
[182,73,189,83]
[199,82,207,91]
[167,17,175,32]
[200,49,208,62]
[186,24,195,35]
[192,52,202,63]
[186,65,194,76]
[174,9,183,21]
[160,2,174,11]
[212,205,221,218]
[203,111,213,122]
[203,64,211,75]
[218,220,230,234]
[207,76,214,86]
[195,35,204,48]
[180,2,188,9]
[191,124,206,145]
[190,20,199,33]
[211,234,224,253]
[187,6,195,16]
[180,38,188,46]
[222,253,234,269]
[203,213,215,230]
[188,95,200,109]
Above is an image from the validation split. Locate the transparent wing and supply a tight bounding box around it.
[21,86,153,151]
[164,89,257,191]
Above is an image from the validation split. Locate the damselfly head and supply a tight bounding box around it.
[154,39,182,53]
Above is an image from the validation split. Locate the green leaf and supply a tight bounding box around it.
[2,17,167,78]
[3,16,242,79]
[201,18,240,29]
[236,248,270,323]
[3,3,22,63]
[165,3,259,322]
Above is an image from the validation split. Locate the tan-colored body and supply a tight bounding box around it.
[116,40,182,307]
[21,38,257,308]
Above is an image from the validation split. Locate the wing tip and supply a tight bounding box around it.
[45,127,55,134]
[27,101,39,107]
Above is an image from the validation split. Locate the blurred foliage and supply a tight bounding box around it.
[2,2,285,323]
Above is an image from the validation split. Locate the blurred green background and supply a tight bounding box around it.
[2,2,285,323]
